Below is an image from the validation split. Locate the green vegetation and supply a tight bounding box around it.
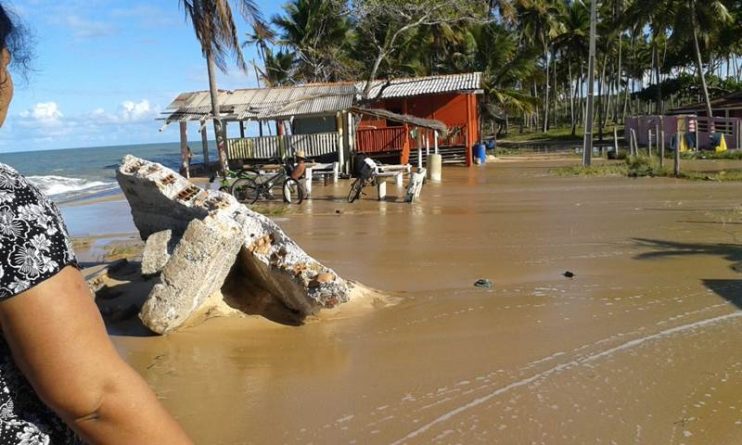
[554,153,742,181]
[681,150,742,160]
[553,164,628,176]
[682,170,742,181]
[239,0,741,140]
[182,1,742,150]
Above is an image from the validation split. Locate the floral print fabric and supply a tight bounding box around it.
[0,163,81,444]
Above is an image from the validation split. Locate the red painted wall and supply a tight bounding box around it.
[361,93,479,141]
[358,92,480,166]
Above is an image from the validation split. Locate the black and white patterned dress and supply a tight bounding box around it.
[0,163,82,444]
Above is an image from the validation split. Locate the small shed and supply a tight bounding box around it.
[160,84,356,170]
[355,72,483,166]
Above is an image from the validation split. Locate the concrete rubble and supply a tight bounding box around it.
[140,229,173,276]
[116,155,351,334]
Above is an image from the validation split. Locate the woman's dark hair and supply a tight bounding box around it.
[0,2,32,80]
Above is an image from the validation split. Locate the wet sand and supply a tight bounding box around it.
[72,158,741,444]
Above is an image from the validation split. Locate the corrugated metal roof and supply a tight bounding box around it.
[162,84,355,123]
[161,72,482,124]
[358,72,482,100]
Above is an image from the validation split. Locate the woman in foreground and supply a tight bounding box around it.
[0,5,193,444]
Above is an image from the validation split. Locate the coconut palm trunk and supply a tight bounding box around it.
[205,49,229,173]
[690,0,713,117]
[543,45,550,132]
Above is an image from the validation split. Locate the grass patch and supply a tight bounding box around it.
[552,164,628,176]
[681,149,742,160]
[681,170,742,181]
[499,125,624,143]
[554,154,742,181]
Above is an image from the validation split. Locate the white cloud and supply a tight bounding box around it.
[87,99,159,124]
[119,100,155,122]
[64,15,115,39]
[19,102,64,124]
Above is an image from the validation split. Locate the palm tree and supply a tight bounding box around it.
[470,22,539,133]
[516,0,565,132]
[180,0,263,174]
[670,0,733,117]
[552,0,589,135]
[272,0,353,82]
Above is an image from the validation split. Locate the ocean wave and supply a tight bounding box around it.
[26,175,117,199]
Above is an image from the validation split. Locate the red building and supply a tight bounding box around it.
[354,73,483,166]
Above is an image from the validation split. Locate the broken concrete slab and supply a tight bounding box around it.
[140,217,243,334]
[140,229,173,277]
[116,155,351,334]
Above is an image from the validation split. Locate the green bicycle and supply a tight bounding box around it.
[230,159,305,205]
[209,167,260,193]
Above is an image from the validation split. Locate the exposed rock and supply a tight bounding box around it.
[139,217,243,334]
[474,279,493,289]
[116,155,351,334]
[141,230,173,277]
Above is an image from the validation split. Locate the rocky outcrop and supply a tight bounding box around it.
[116,155,351,334]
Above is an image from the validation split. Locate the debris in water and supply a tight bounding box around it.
[563,271,575,278]
[474,279,493,288]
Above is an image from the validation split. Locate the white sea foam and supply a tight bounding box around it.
[26,175,115,199]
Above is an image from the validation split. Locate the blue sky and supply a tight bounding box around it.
[1,0,284,152]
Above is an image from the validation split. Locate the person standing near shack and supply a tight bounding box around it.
[291,149,307,180]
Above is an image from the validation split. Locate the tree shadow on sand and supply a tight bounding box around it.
[632,238,742,310]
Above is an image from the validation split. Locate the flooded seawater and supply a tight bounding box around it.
[113,158,742,444]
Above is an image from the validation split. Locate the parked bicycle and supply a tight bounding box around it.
[232,158,305,205]
[209,167,259,193]
[347,156,378,203]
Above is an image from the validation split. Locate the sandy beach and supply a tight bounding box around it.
[62,157,742,444]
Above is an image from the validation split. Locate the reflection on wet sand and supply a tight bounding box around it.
[111,158,741,444]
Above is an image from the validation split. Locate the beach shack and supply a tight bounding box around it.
[354,72,483,166]
[160,83,356,171]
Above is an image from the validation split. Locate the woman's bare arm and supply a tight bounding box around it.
[0,266,193,445]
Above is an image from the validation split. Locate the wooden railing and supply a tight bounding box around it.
[227,132,339,160]
[288,133,338,157]
[356,127,407,153]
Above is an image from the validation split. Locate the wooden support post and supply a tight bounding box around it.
[613,126,619,157]
[660,130,665,168]
[201,125,209,169]
[405,168,426,203]
[630,129,637,156]
[179,121,190,179]
[655,124,660,157]
[674,132,682,176]
[304,167,312,197]
[434,130,439,155]
[376,180,387,201]
[332,162,339,183]
[395,172,403,188]
[240,121,246,139]
[648,129,652,157]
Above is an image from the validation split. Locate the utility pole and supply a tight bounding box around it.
[583,0,598,166]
